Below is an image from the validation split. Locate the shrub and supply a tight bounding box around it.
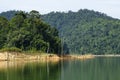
[0,47,22,52]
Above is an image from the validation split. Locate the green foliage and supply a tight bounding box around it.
[0,16,9,48]
[0,47,22,52]
[0,10,18,20]
[0,10,61,54]
[42,9,120,54]
[1,9,120,55]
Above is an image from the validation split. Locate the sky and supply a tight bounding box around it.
[0,0,120,19]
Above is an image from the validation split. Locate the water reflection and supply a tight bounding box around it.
[0,61,61,80]
[0,57,120,80]
[61,57,120,80]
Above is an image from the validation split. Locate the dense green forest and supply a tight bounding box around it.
[0,9,120,54]
[0,10,61,54]
[42,9,120,55]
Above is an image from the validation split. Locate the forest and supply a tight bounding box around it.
[0,10,61,54]
[0,9,120,55]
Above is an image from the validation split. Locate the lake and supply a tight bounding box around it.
[0,57,120,80]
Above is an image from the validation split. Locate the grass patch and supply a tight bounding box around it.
[0,47,22,53]
[0,47,49,55]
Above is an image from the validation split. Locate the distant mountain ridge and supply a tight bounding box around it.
[0,10,17,20]
[0,9,120,54]
[42,9,120,54]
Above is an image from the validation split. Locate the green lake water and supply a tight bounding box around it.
[0,57,120,80]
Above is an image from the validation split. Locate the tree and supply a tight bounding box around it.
[0,17,9,48]
[42,9,120,54]
[29,10,41,18]
[0,11,62,54]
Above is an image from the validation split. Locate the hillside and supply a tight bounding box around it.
[0,9,120,54]
[0,10,61,54]
[0,10,17,20]
[42,9,120,54]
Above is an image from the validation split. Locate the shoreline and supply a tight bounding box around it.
[1,52,120,62]
[0,52,94,70]
[0,52,120,70]
[0,52,94,61]
[94,55,120,57]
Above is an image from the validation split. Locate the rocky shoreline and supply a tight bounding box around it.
[0,52,95,62]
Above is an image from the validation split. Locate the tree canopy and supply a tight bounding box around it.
[42,9,120,55]
[0,10,61,54]
[0,9,120,55]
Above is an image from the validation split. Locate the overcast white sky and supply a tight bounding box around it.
[0,0,120,19]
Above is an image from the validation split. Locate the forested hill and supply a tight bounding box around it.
[42,9,120,54]
[0,9,120,54]
[0,10,17,20]
[0,10,61,54]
